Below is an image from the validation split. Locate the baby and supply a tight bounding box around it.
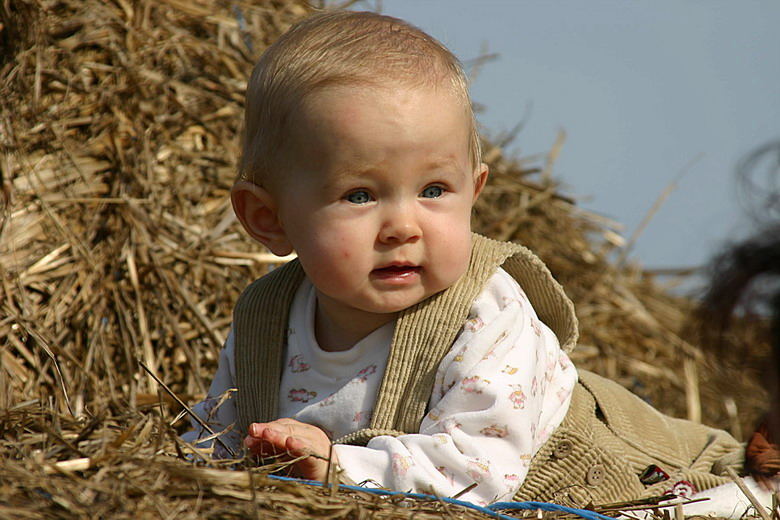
[184,10,744,508]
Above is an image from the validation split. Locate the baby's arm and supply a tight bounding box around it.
[333,273,577,505]
[184,329,334,474]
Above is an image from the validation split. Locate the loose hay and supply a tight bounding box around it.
[0,0,772,518]
[1,403,502,519]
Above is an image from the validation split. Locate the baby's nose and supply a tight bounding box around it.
[379,212,421,243]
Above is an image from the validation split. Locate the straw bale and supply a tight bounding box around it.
[0,0,771,517]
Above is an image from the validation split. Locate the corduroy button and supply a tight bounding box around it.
[553,440,574,459]
[586,464,605,486]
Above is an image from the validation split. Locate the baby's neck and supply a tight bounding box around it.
[314,293,397,352]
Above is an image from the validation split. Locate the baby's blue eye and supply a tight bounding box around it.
[421,185,444,198]
[346,190,372,204]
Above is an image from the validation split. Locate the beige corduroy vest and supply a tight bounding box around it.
[233,234,742,506]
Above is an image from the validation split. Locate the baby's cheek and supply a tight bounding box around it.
[439,233,472,282]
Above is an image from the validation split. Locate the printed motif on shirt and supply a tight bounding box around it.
[391,454,414,476]
[464,316,485,332]
[441,417,462,434]
[288,354,310,373]
[544,355,557,382]
[460,375,490,393]
[492,330,509,347]
[353,410,372,424]
[480,424,509,438]
[504,473,520,485]
[558,351,573,371]
[317,394,337,407]
[355,364,377,382]
[288,388,317,403]
[466,458,491,482]
[518,453,532,468]
[452,344,468,363]
[481,345,499,361]
[530,319,542,337]
[508,384,527,409]
[433,433,448,444]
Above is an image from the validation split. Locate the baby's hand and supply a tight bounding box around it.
[244,418,335,481]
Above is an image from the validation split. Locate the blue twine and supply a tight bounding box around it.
[267,474,613,520]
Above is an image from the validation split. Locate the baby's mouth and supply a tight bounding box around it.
[371,264,422,280]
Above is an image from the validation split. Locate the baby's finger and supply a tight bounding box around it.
[285,436,308,457]
[244,435,268,455]
[261,427,295,452]
[248,422,271,438]
[246,429,284,452]
[284,436,329,481]
[244,436,263,456]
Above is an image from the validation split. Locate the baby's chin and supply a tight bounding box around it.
[361,284,452,314]
[359,297,425,315]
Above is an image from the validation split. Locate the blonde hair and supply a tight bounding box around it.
[239,10,481,185]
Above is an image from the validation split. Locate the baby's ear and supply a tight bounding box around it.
[231,180,293,256]
[472,163,489,201]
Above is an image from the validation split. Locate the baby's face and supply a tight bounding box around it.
[274,84,485,322]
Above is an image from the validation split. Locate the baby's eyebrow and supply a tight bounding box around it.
[319,164,377,189]
[421,156,462,171]
[335,164,378,178]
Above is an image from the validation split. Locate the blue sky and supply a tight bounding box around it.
[355,1,780,278]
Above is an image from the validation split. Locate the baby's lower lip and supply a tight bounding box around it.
[371,265,422,282]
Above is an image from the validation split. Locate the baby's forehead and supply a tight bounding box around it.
[297,81,470,120]
[293,83,469,138]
